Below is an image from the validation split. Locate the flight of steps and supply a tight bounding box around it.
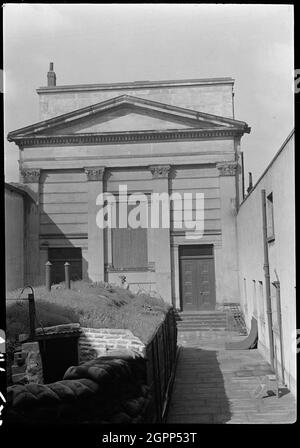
[175,311,228,332]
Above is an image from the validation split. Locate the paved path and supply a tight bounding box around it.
[166,330,296,424]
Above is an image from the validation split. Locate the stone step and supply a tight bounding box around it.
[177,327,227,332]
[177,314,227,321]
[177,325,226,331]
[176,319,227,324]
[175,311,228,331]
[177,311,226,315]
[176,312,227,319]
[177,321,228,329]
[177,322,227,327]
[177,319,227,325]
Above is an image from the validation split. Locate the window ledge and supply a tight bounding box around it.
[105,266,155,273]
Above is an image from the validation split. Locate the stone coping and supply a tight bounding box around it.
[36,77,235,94]
[19,323,81,342]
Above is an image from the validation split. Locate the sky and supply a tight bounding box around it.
[3,3,294,184]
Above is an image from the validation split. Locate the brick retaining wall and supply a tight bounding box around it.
[78,328,145,364]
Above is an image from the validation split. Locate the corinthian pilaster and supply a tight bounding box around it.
[84,166,106,282]
[217,161,239,176]
[19,169,41,285]
[217,160,240,303]
[148,164,172,303]
[84,167,105,182]
[149,165,171,179]
[21,168,41,183]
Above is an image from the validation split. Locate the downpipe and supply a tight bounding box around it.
[261,189,275,370]
[272,273,285,385]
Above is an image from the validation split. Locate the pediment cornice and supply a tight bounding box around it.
[10,127,247,147]
[8,94,250,147]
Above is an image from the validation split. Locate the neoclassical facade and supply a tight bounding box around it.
[8,67,250,310]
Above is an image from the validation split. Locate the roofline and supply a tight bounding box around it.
[36,77,235,94]
[8,93,249,141]
[239,129,294,206]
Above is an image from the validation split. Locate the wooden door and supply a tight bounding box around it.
[179,245,216,311]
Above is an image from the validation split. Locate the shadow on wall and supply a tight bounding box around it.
[38,211,88,285]
[167,347,231,424]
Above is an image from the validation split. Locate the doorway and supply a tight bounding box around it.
[179,245,216,311]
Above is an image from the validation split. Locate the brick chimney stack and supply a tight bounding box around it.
[47,62,56,87]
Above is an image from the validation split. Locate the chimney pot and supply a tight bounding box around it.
[47,62,56,87]
[247,172,253,194]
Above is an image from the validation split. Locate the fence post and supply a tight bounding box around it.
[28,292,36,340]
[45,261,52,291]
[64,262,70,289]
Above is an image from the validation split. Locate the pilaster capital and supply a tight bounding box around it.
[148,165,171,179]
[21,168,41,183]
[84,166,105,181]
[216,161,239,177]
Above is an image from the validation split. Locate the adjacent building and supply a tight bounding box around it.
[5,183,33,290]
[237,130,295,395]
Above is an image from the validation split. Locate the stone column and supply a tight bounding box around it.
[149,165,172,303]
[217,161,240,304]
[85,167,105,283]
[21,168,40,285]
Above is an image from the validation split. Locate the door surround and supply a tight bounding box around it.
[179,244,216,311]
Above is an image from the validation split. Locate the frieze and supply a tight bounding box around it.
[11,128,246,147]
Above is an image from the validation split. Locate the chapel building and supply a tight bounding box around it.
[8,65,251,311]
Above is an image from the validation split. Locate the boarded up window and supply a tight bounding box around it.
[48,247,82,284]
[112,202,148,269]
[179,245,213,258]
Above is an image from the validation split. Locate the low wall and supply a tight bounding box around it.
[78,309,177,422]
[6,308,178,423]
[145,308,177,422]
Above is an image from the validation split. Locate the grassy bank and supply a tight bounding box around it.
[6,281,171,384]
[6,281,170,345]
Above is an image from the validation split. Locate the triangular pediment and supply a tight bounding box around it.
[8,95,250,143]
[66,109,194,133]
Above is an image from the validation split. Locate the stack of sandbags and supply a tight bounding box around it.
[6,349,152,424]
